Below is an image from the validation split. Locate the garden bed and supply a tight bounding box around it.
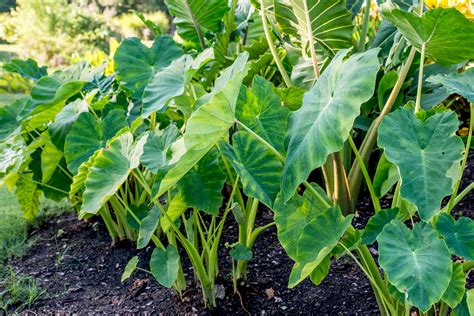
[8,155,472,314]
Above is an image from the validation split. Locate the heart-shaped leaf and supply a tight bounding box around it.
[274,0,353,57]
[381,4,474,65]
[155,53,249,197]
[236,76,288,152]
[81,132,148,214]
[377,221,452,312]
[436,214,474,260]
[49,99,88,150]
[218,131,282,208]
[282,48,380,201]
[378,108,464,221]
[274,185,352,287]
[165,0,229,44]
[114,36,183,98]
[142,48,214,117]
[177,148,226,215]
[64,109,128,173]
[141,124,180,173]
[150,244,180,288]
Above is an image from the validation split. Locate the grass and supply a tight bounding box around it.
[0,188,71,312]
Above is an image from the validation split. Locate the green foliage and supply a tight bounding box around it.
[377,221,452,312]
[378,108,464,221]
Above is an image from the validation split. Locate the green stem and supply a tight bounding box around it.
[348,47,416,208]
[331,152,352,215]
[348,136,381,212]
[357,0,371,52]
[303,0,320,79]
[447,103,473,212]
[259,0,293,87]
[415,44,425,113]
[444,182,474,212]
[99,208,119,240]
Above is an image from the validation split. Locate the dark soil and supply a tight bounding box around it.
[7,154,473,315]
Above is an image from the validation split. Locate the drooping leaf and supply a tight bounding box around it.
[64,109,128,173]
[141,124,181,173]
[81,132,148,214]
[282,49,380,201]
[137,206,162,249]
[236,76,289,152]
[441,262,466,309]
[274,0,353,56]
[114,36,184,97]
[3,58,47,80]
[274,185,351,287]
[121,256,139,282]
[377,221,452,312]
[155,53,249,197]
[219,131,282,207]
[177,148,226,215]
[361,208,400,245]
[40,140,63,184]
[49,99,88,150]
[436,214,474,260]
[381,4,474,65]
[428,68,474,103]
[150,244,180,288]
[142,48,214,117]
[15,174,41,222]
[378,108,464,221]
[165,0,229,44]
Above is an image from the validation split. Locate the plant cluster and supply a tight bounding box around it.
[0,0,473,314]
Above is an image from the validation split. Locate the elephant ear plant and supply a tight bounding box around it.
[0,0,473,312]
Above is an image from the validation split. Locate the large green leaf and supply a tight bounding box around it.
[114,36,184,97]
[177,148,226,215]
[142,49,214,117]
[381,4,474,65]
[441,262,466,309]
[154,53,249,197]
[137,206,162,249]
[49,99,88,150]
[428,68,474,103]
[81,132,148,214]
[219,131,282,208]
[236,76,289,152]
[3,58,47,80]
[19,61,101,119]
[64,110,128,173]
[453,290,474,316]
[281,49,380,201]
[150,245,180,288]
[141,125,181,173]
[377,221,452,312]
[274,185,351,287]
[378,108,464,221]
[165,0,229,44]
[274,0,353,56]
[436,214,474,260]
